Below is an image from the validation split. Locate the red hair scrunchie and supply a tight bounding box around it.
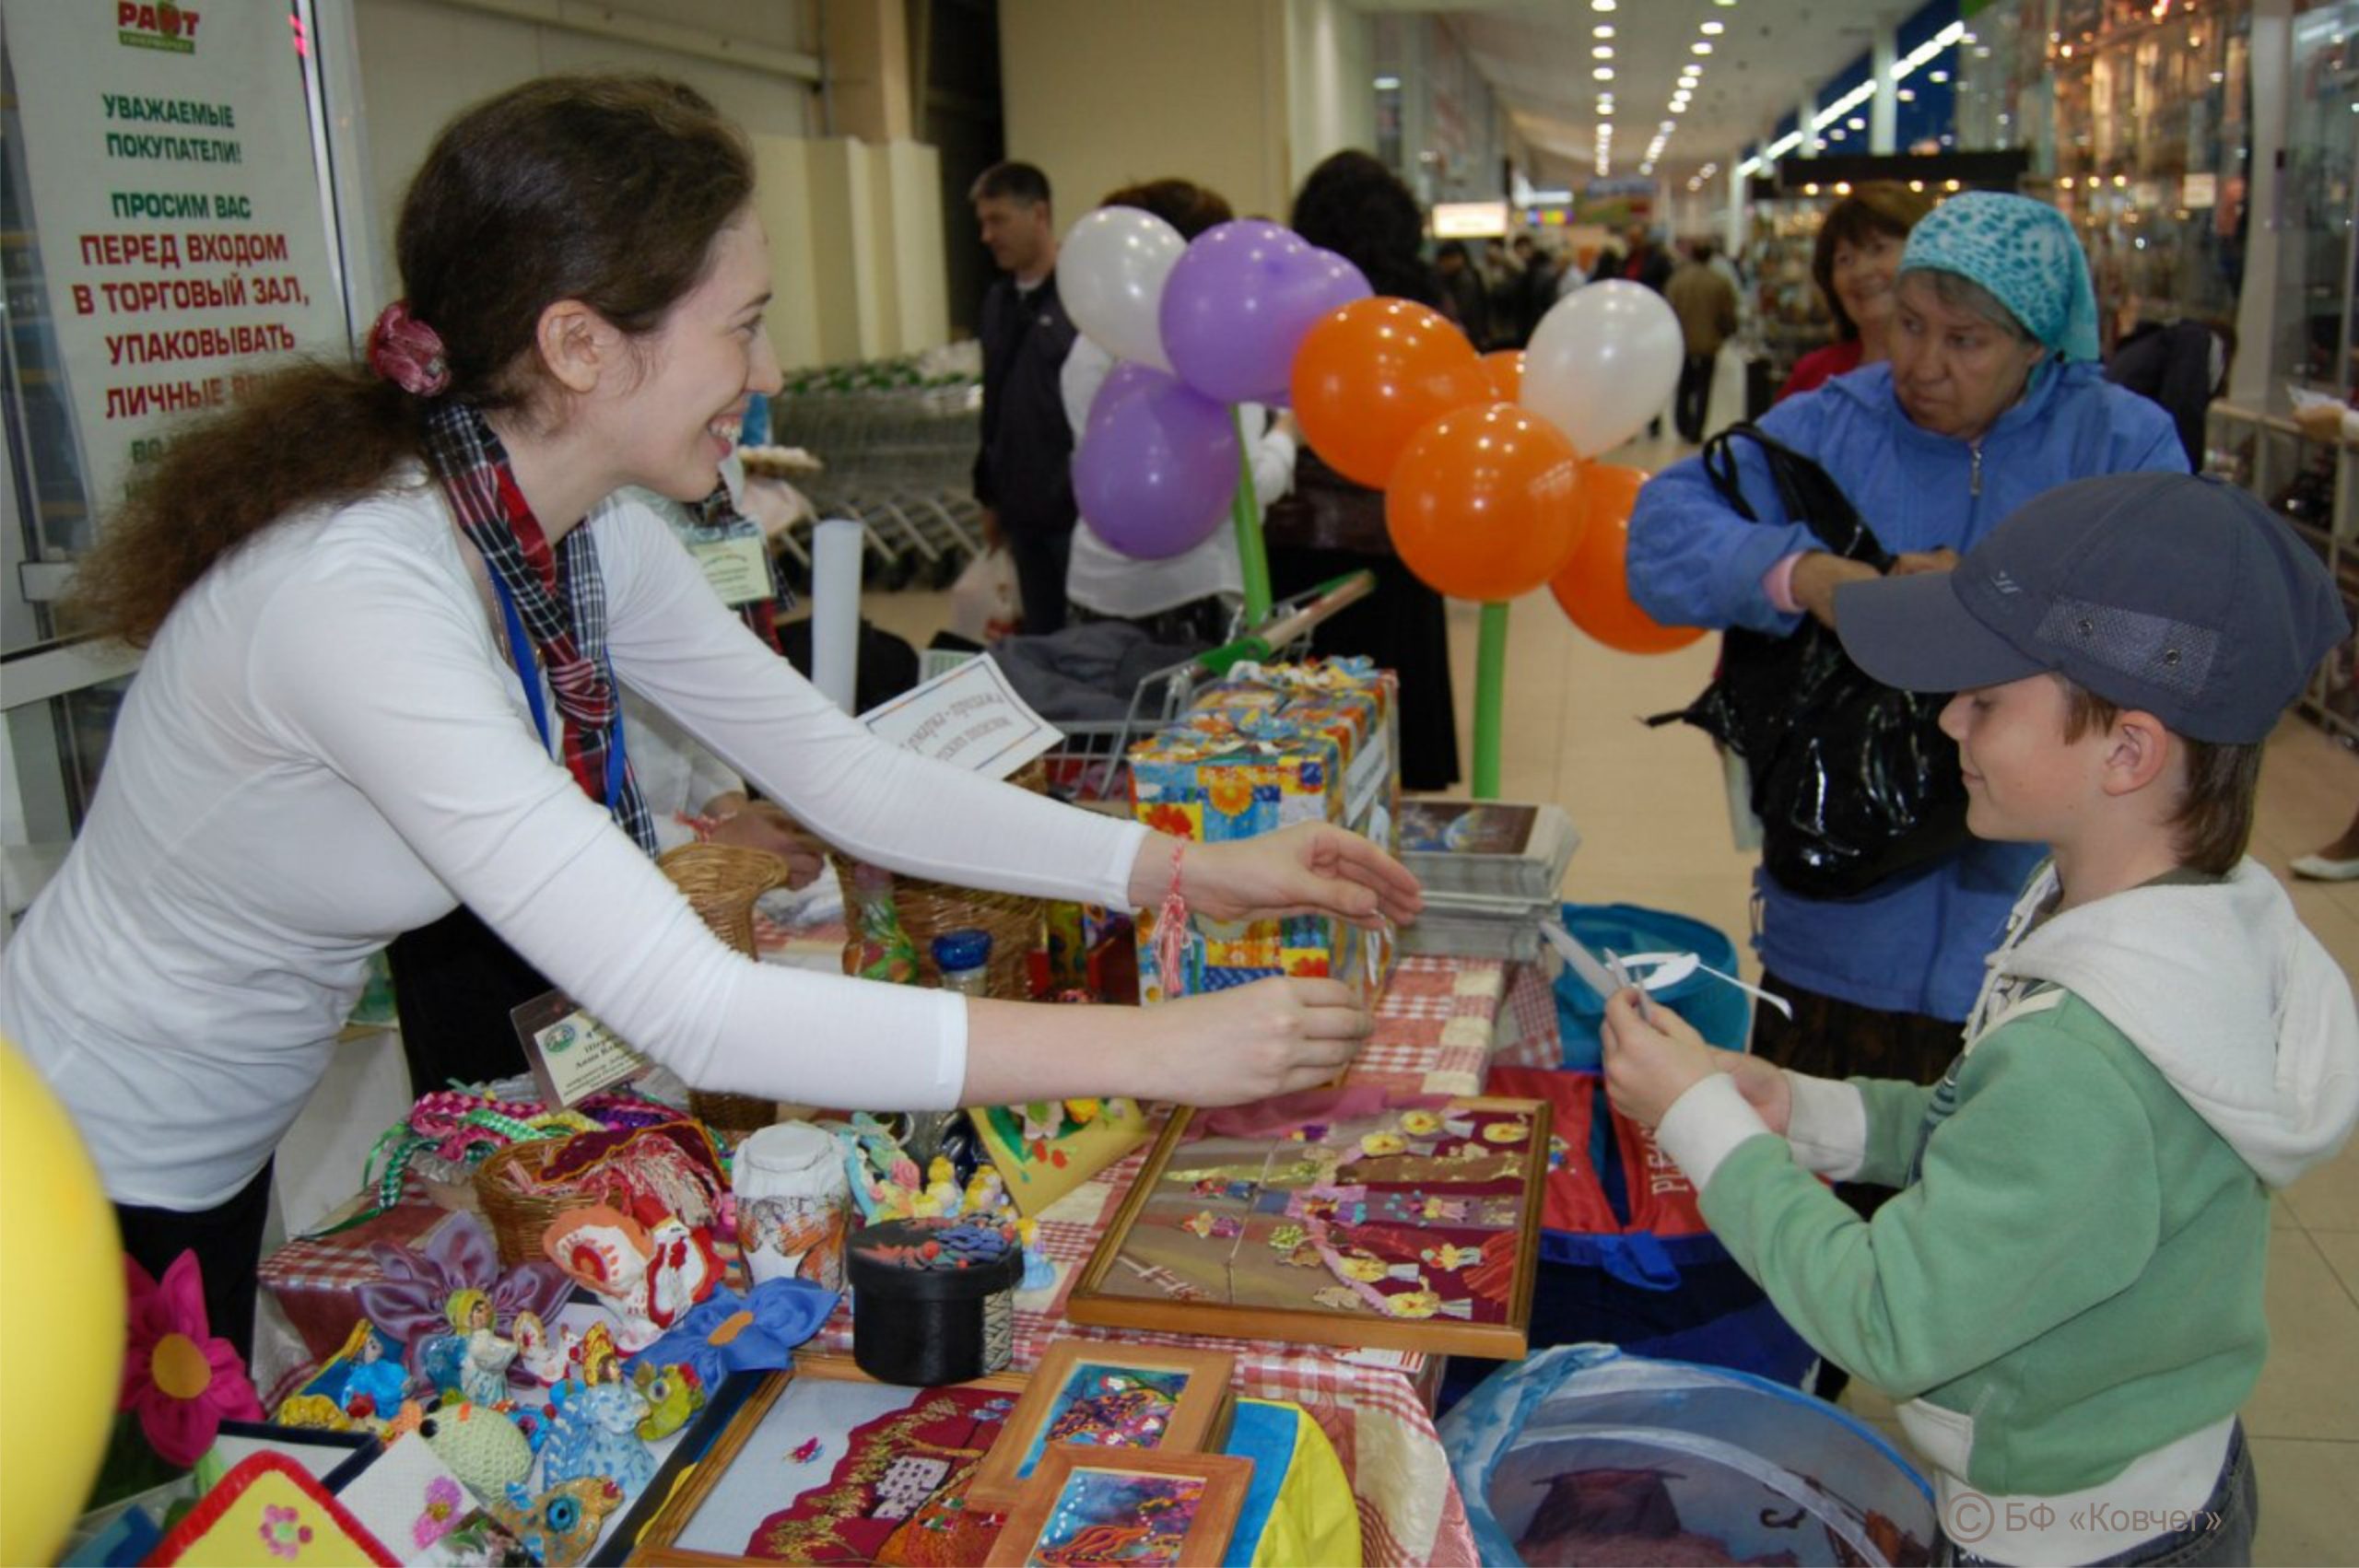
[366,299,451,397]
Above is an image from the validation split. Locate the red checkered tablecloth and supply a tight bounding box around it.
[1490,954,1565,1072]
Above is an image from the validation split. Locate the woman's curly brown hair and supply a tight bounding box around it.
[73,74,753,647]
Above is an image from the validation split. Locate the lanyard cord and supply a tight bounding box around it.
[487,566,630,816]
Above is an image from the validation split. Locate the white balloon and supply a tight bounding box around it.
[1521,280,1684,458]
[1057,206,1186,372]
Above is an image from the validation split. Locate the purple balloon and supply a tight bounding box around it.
[1159,220,1372,405]
[1073,368,1240,561]
[1086,360,1167,430]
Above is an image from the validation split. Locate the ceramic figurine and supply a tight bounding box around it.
[445,1289,518,1406]
[493,1476,625,1568]
[342,1324,411,1420]
[540,1379,655,1497]
[1016,1217,1057,1292]
[542,1203,722,1353]
[511,1310,569,1387]
[963,1166,1006,1219]
[568,1322,622,1387]
[630,1361,705,1441]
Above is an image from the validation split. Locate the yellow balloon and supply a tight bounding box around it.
[0,1036,126,1564]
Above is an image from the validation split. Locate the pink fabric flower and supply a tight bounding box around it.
[120,1251,264,1468]
[414,1475,464,1547]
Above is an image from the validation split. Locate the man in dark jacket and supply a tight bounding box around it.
[971,161,1081,633]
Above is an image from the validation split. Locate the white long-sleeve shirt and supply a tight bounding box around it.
[2,472,1145,1209]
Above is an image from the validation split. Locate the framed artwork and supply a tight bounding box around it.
[1065,1091,1549,1359]
[984,1447,1250,1568]
[623,1355,1028,1565]
[964,1341,1234,1512]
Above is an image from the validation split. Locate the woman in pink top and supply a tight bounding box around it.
[1778,182,1935,401]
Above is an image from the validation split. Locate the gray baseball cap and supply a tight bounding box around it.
[1835,473,2350,744]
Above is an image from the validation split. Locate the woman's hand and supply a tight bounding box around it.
[1130,824,1424,927]
[1890,547,1960,577]
[1790,551,1882,629]
[1133,977,1373,1105]
[702,795,827,889]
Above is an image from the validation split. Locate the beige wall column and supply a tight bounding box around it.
[823,0,918,143]
[1001,0,1371,227]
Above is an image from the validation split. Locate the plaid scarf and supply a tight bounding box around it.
[423,401,659,853]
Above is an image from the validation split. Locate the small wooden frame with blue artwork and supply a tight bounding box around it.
[984,1446,1251,1568]
[964,1340,1235,1513]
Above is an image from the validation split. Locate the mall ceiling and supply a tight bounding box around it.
[1367,0,1891,186]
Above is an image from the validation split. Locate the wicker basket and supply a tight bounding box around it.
[473,1139,622,1269]
[832,762,1047,1001]
[658,843,792,1135]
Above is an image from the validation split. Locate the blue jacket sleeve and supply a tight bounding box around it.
[1625,396,1829,636]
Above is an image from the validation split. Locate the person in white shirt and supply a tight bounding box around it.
[11,76,1416,1354]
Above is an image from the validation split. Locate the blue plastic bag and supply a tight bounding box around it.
[1441,1344,1935,1566]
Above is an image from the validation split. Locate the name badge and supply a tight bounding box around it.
[512,989,650,1107]
[690,532,775,605]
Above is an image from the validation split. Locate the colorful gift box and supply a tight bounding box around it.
[1131,661,1402,1004]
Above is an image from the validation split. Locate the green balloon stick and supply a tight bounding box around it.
[1473,600,1509,800]
[1231,405,1273,625]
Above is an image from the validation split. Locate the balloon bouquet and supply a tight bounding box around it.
[1060,208,1367,619]
[1061,202,1702,798]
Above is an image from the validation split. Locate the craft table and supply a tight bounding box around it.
[257,953,1560,1567]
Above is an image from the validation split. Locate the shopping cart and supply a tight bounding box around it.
[1035,569,1377,805]
[766,356,987,591]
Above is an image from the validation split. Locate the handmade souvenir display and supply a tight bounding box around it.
[846,1217,1025,1386]
[1066,1089,1549,1358]
[494,1475,628,1567]
[734,1121,854,1292]
[965,1342,1234,1512]
[541,1378,657,1497]
[144,1451,397,1566]
[983,1447,1251,1568]
[625,1278,839,1392]
[620,1357,1027,1565]
[354,1211,569,1388]
[358,1087,682,1221]
[541,1201,724,1352]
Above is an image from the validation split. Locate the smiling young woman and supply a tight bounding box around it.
[14,76,1418,1354]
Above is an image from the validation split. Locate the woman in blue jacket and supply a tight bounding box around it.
[1627,193,2185,1126]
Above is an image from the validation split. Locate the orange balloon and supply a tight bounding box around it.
[1481,349,1525,404]
[1550,462,1707,653]
[1291,298,1494,488]
[1386,403,1588,603]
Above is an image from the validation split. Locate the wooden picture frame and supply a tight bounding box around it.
[984,1447,1252,1568]
[963,1340,1236,1513]
[621,1354,1029,1566]
[1064,1093,1550,1360]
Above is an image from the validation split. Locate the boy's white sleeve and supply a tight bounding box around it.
[1784,1071,1869,1179]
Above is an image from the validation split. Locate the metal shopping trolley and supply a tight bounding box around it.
[1035,570,1377,805]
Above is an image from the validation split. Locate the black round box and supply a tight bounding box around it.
[846,1218,1024,1386]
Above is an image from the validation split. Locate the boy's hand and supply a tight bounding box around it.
[1602,989,1724,1129]
[1603,992,1795,1134]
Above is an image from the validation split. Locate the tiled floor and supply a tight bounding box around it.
[860,431,2359,1562]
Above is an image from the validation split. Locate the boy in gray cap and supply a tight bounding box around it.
[1601,473,2359,1565]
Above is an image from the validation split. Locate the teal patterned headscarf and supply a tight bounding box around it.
[1899,192,2102,363]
